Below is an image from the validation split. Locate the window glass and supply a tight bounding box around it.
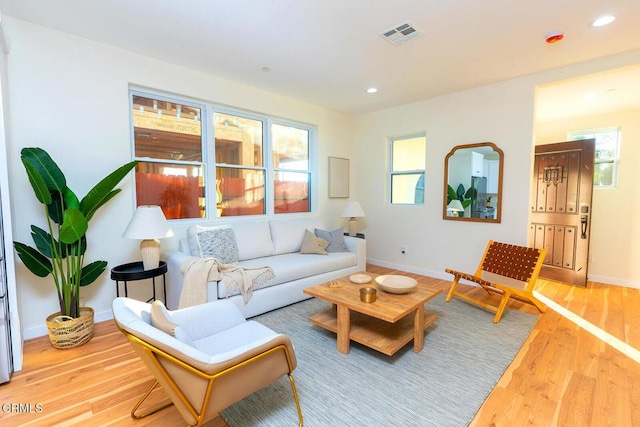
[392,136,425,171]
[132,95,205,219]
[272,123,311,214]
[133,96,202,161]
[216,167,265,216]
[214,113,263,167]
[131,91,315,219]
[390,134,426,204]
[273,124,309,169]
[568,127,620,187]
[214,113,266,217]
[391,174,424,204]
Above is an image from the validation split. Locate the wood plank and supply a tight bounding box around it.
[1,266,639,427]
[309,308,437,356]
[556,372,596,426]
[303,272,442,323]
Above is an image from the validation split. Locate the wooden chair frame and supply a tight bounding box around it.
[445,240,547,323]
[120,330,304,427]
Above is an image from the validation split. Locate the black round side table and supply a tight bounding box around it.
[111,261,167,304]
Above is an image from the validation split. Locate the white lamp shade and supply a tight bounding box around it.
[447,200,464,212]
[341,201,365,218]
[123,205,173,239]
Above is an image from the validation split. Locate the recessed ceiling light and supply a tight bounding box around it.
[592,15,616,27]
[584,92,598,101]
[366,87,378,94]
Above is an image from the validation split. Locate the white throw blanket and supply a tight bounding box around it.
[179,257,275,309]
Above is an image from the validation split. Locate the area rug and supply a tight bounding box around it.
[221,295,538,427]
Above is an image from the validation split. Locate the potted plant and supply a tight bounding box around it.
[13,147,137,349]
[447,184,473,217]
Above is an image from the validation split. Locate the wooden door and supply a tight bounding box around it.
[529,140,595,287]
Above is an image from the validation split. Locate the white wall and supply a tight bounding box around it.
[4,18,355,339]
[353,49,640,285]
[353,79,536,278]
[5,16,640,344]
[535,108,640,286]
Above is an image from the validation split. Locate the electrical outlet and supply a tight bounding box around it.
[401,246,406,254]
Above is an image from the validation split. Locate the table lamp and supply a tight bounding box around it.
[447,200,464,217]
[341,201,365,237]
[123,205,173,270]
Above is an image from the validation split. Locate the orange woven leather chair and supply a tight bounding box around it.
[445,240,547,323]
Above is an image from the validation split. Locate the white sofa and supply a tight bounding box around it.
[165,218,366,318]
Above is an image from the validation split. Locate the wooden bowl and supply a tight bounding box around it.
[375,275,417,294]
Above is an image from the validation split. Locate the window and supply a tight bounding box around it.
[213,112,265,216]
[131,94,205,220]
[272,123,311,214]
[568,127,620,188]
[389,134,426,204]
[130,90,315,219]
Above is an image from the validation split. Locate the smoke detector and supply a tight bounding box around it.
[545,31,564,44]
[380,22,423,45]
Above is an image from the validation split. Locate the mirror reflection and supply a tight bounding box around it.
[443,142,503,223]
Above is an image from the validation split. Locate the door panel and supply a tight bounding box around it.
[529,140,595,287]
[563,227,576,270]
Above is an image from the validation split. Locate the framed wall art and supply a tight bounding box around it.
[328,156,349,198]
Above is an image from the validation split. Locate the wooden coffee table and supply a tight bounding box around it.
[303,273,442,355]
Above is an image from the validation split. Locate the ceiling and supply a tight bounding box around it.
[1,0,639,117]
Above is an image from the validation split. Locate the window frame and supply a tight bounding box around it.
[568,126,621,189]
[129,88,317,221]
[388,132,426,205]
[270,118,315,214]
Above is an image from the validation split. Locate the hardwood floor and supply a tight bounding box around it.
[1,265,638,426]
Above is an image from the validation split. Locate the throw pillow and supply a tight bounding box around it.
[150,301,195,346]
[300,229,329,255]
[197,227,240,264]
[315,228,348,252]
[150,301,178,336]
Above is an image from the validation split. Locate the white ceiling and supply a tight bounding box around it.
[535,64,640,121]
[1,0,639,117]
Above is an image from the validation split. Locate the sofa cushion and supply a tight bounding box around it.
[300,230,329,255]
[269,218,325,255]
[315,228,348,252]
[217,251,357,298]
[229,221,275,260]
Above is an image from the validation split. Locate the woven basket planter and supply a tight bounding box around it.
[46,307,95,349]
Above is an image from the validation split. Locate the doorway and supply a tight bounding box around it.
[533,65,640,288]
[529,140,595,287]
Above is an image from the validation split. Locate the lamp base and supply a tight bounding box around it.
[140,239,161,270]
[347,218,358,237]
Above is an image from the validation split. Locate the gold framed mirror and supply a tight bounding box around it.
[443,142,503,223]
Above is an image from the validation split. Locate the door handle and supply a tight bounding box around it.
[580,215,588,239]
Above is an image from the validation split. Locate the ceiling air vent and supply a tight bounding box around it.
[380,22,423,45]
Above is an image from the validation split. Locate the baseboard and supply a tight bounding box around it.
[367,259,639,289]
[22,309,115,340]
[366,258,451,281]
[587,275,640,289]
